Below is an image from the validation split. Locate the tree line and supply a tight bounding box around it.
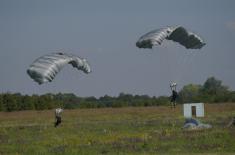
[0,77,235,112]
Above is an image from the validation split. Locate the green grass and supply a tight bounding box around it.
[0,103,235,155]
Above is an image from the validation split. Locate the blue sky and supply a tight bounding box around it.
[0,0,235,97]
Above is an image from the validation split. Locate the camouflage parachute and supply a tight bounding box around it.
[136,26,206,49]
[27,53,91,84]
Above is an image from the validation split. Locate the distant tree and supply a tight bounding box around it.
[202,77,229,95]
[3,93,18,112]
[85,96,97,102]
[178,84,202,103]
[116,93,131,106]
[178,77,230,103]
[20,95,35,110]
[201,77,230,102]
[0,94,5,111]
[99,95,114,107]
[229,91,235,102]
[0,76,234,112]
[156,96,170,105]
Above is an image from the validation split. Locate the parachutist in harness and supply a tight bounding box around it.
[170,82,178,108]
[55,108,63,127]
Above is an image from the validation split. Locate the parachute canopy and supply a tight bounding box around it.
[136,26,206,49]
[183,118,212,130]
[27,53,91,84]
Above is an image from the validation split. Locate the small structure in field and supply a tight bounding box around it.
[183,103,204,118]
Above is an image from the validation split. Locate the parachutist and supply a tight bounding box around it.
[55,108,63,127]
[171,90,178,108]
[170,82,178,108]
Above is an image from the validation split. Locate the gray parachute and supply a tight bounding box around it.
[27,53,91,84]
[136,26,206,49]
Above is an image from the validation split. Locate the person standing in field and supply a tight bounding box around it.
[55,108,63,127]
[170,82,178,108]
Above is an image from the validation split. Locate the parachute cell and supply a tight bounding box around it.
[136,26,206,49]
[27,53,91,84]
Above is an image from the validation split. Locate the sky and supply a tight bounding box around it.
[0,0,235,97]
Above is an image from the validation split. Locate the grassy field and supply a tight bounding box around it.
[0,103,235,155]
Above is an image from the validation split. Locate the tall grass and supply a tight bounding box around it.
[0,103,235,155]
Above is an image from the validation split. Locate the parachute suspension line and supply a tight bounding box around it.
[136,26,206,93]
[163,45,175,92]
[161,46,199,93]
[177,51,198,86]
[175,51,190,85]
[163,44,182,90]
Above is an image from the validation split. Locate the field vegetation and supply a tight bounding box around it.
[0,103,235,155]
